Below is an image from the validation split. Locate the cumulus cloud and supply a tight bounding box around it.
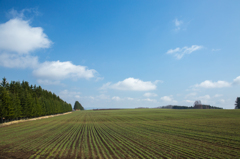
[195,80,231,88]
[160,96,173,102]
[160,95,177,104]
[232,76,240,85]
[143,92,158,97]
[0,18,52,54]
[0,12,97,82]
[101,78,159,91]
[0,53,38,68]
[112,96,121,101]
[193,76,240,90]
[33,61,96,80]
[143,98,157,102]
[166,45,203,59]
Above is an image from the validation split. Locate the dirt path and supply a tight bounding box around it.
[0,112,72,128]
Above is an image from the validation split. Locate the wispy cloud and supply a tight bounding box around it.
[166,45,203,59]
[7,8,41,19]
[174,18,183,31]
[112,96,121,101]
[143,98,157,102]
[37,79,64,86]
[100,78,160,91]
[212,49,221,52]
[143,92,158,97]
[0,53,38,68]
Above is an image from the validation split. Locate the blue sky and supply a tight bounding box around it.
[0,0,239,109]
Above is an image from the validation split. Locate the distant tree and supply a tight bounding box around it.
[74,101,84,110]
[235,97,240,109]
[1,77,7,88]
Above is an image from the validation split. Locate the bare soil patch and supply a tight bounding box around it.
[0,112,72,128]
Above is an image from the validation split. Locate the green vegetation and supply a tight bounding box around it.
[235,97,240,109]
[0,77,72,123]
[0,109,240,158]
[74,101,84,110]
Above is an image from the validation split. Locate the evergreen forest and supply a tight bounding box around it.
[0,77,72,123]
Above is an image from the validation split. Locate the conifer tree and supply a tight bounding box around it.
[74,101,84,110]
[0,77,72,121]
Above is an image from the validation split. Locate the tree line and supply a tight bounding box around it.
[0,77,72,123]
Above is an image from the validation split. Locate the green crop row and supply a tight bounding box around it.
[0,109,240,158]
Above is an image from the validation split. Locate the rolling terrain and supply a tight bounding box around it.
[0,109,240,158]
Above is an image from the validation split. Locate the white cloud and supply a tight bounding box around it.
[127,97,134,101]
[212,49,221,52]
[160,96,173,102]
[143,92,158,97]
[232,76,240,85]
[174,19,183,27]
[219,99,225,103]
[101,78,159,91]
[37,79,63,86]
[75,95,81,99]
[97,94,110,100]
[59,90,81,97]
[214,94,223,98]
[0,53,38,68]
[0,18,52,54]
[174,19,183,31]
[196,95,211,104]
[7,8,41,19]
[185,92,197,98]
[95,77,104,82]
[199,95,211,100]
[0,13,98,83]
[194,76,240,89]
[33,60,96,80]
[166,45,203,59]
[184,100,194,103]
[143,98,157,102]
[195,80,231,88]
[112,96,121,101]
[160,95,177,104]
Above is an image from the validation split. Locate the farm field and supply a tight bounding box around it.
[0,109,240,159]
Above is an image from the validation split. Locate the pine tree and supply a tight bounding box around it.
[74,101,84,110]
[0,77,72,121]
[235,97,240,109]
[0,88,13,120]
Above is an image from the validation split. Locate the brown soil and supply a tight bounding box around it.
[0,112,72,128]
